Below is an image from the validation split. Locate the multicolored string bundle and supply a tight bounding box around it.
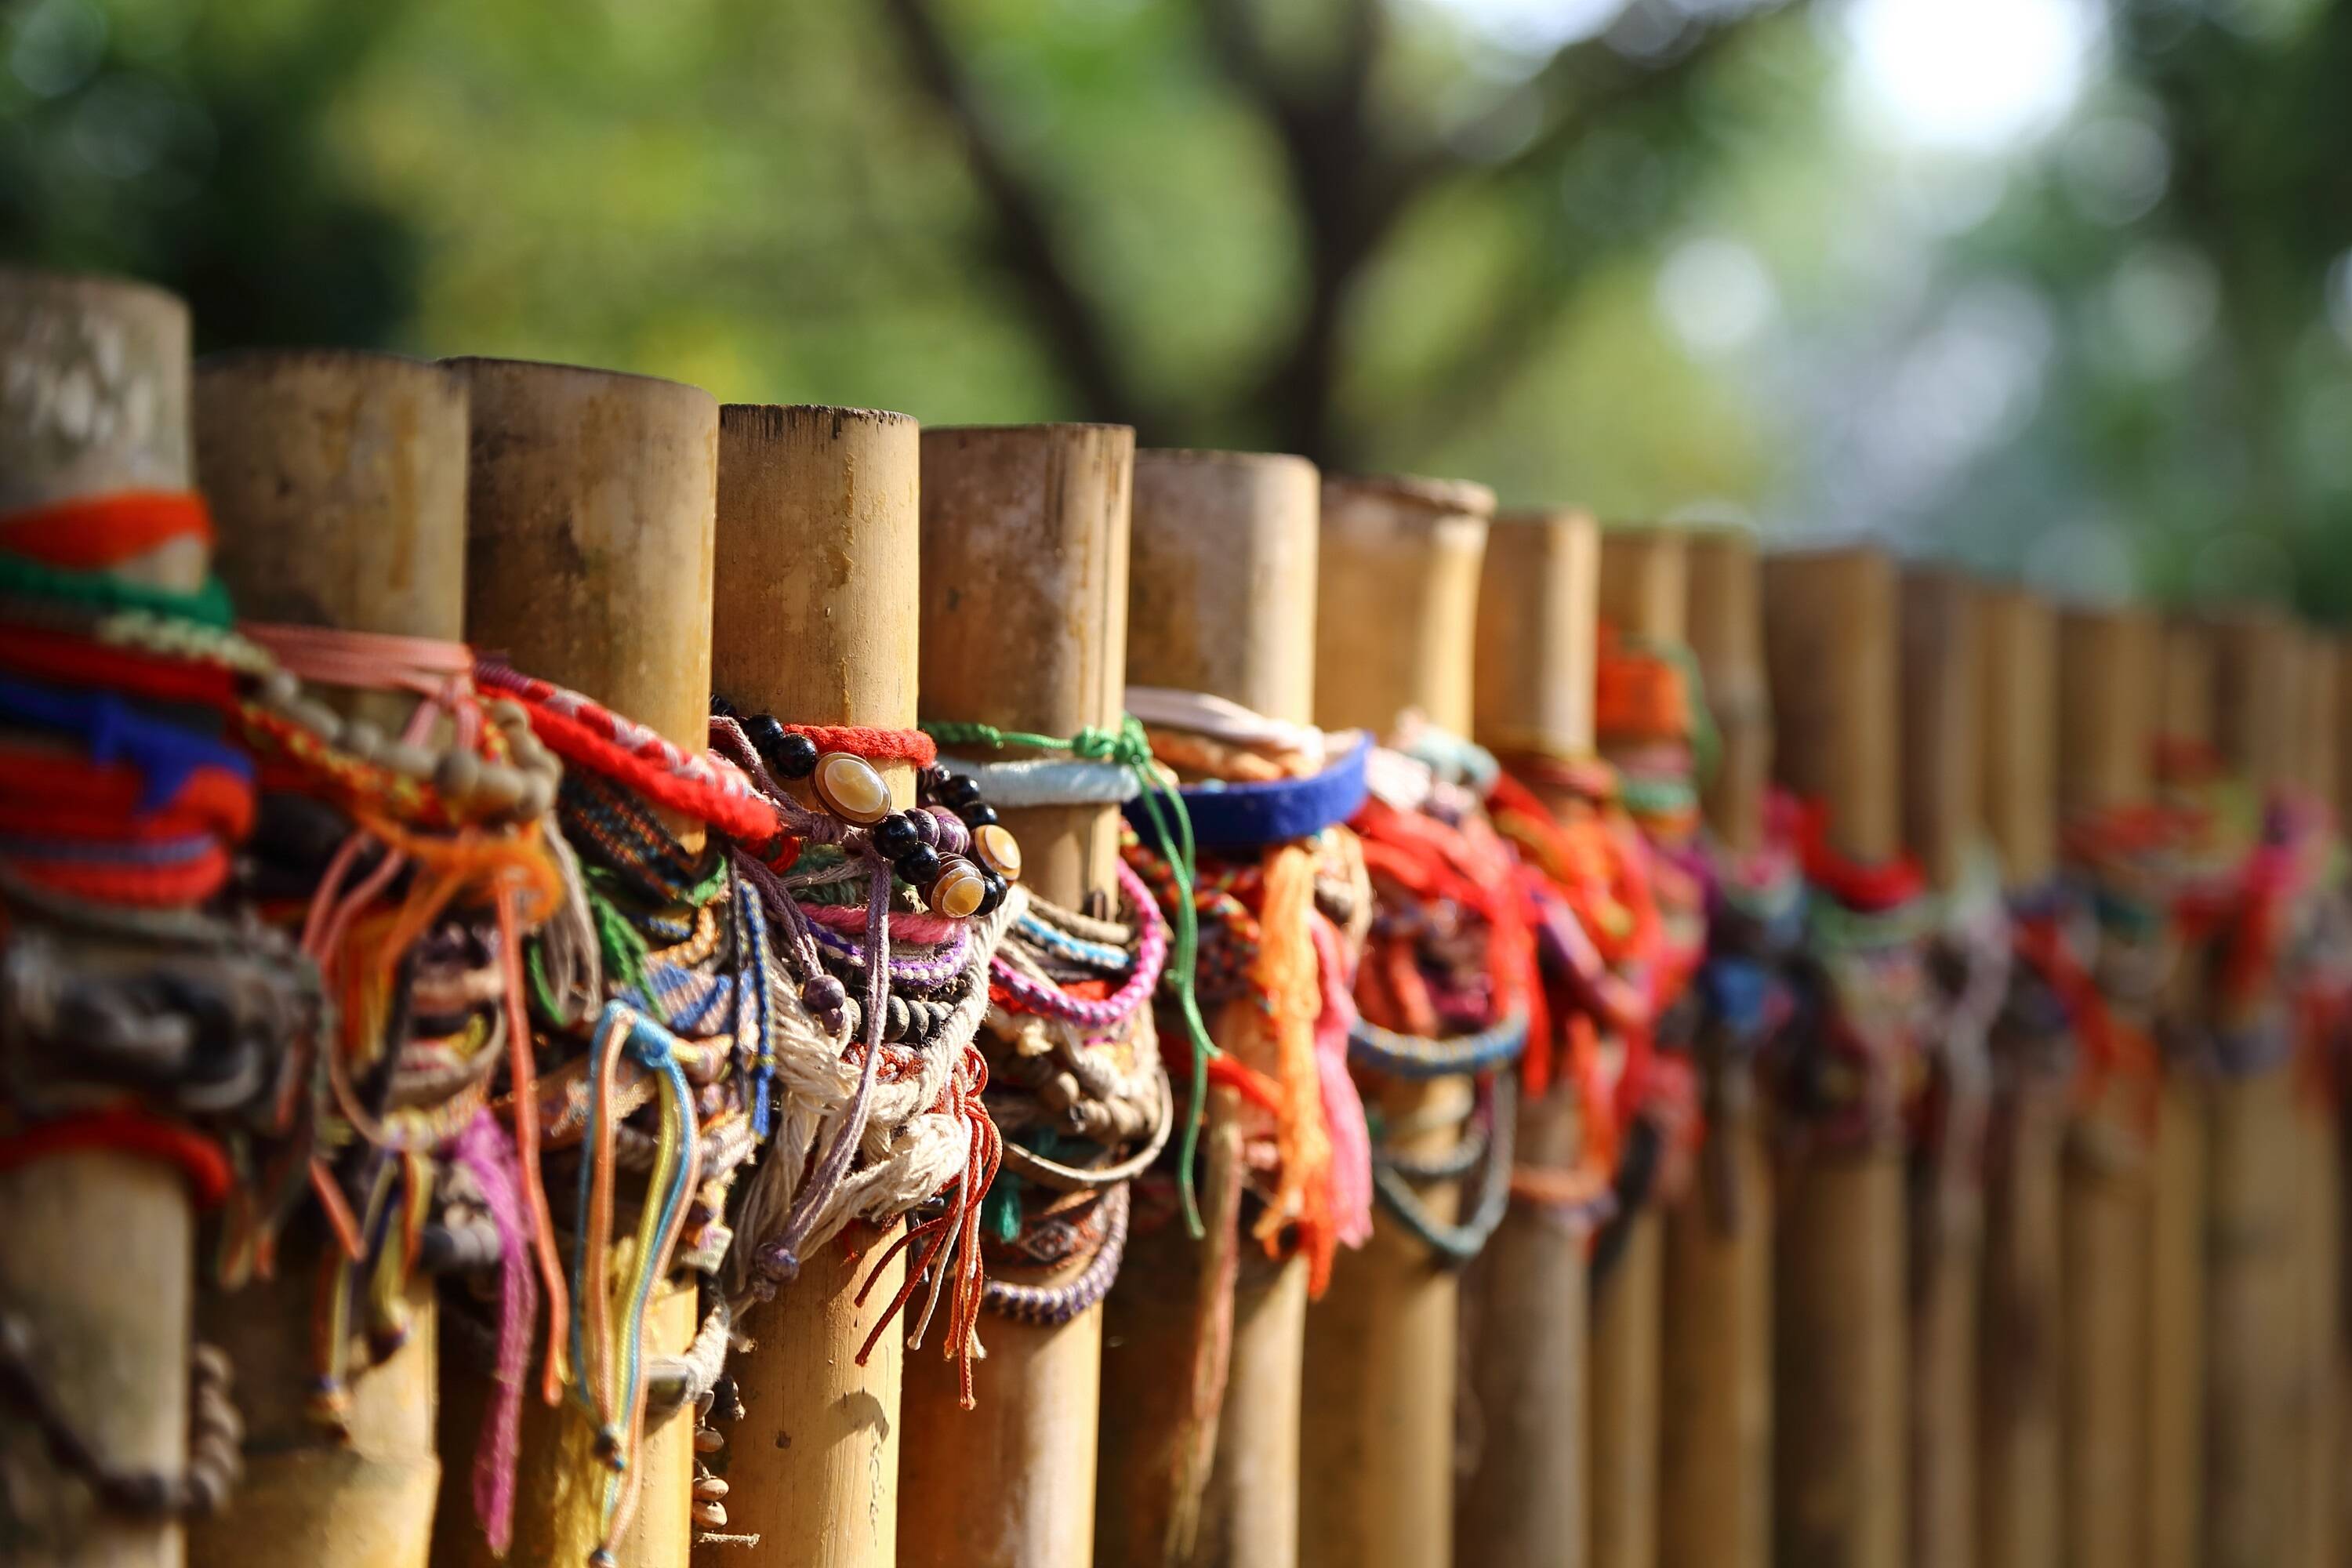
[1344,720,1534,1265]
[226,620,563,1552]
[1765,793,1933,1151]
[2051,786,2179,1146]
[972,863,1167,1327]
[1122,687,1374,1290]
[0,489,318,1521]
[924,713,1224,1236]
[1109,688,1375,1562]
[2273,790,2352,1101]
[1686,822,1804,1230]
[1584,626,1708,1263]
[1905,844,2013,1278]
[706,709,1011,1416]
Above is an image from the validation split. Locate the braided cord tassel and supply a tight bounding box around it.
[924,714,1218,1235]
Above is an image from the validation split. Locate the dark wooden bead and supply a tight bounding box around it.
[958,801,999,829]
[937,773,982,808]
[800,975,847,1014]
[975,869,1009,916]
[871,811,921,859]
[895,844,943,888]
[770,730,820,779]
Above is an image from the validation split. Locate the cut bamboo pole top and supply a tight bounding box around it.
[1686,529,1769,853]
[2057,607,2161,813]
[1598,524,1688,643]
[699,403,918,1568]
[901,422,1134,1568]
[2296,631,2340,808]
[916,422,1132,904]
[1898,568,1984,888]
[2210,610,2299,789]
[0,267,191,516]
[1475,507,1600,758]
[1109,447,1320,1568]
[198,350,468,638]
[1976,586,2056,888]
[1314,474,1496,738]
[190,347,461,1568]
[1762,546,1900,859]
[438,354,717,1568]
[1127,448,1321,723]
[2159,620,2217,755]
[451,356,719,752]
[2336,635,2352,828]
[713,405,920,740]
[0,266,198,1568]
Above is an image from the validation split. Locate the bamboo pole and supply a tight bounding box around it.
[2054,606,2157,1568]
[190,350,468,1568]
[1457,505,1599,1568]
[697,404,920,1568]
[1587,526,1684,1568]
[1760,546,1904,1568]
[1896,569,1984,1568]
[434,357,719,1568]
[1658,528,1773,1568]
[2292,629,2343,1568]
[897,423,1133,1568]
[1097,446,1321,1568]
[1299,473,1494,1568]
[1972,586,2061,1568]
[2205,611,2307,1568]
[0,268,197,1568]
[2147,618,2215,1568]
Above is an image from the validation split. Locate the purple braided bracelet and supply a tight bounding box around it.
[989,861,1167,1028]
[806,918,971,985]
[980,1183,1131,1326]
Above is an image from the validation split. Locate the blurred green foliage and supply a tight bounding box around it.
[5,0,2351,618]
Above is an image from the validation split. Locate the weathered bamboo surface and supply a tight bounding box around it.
[1459,506,1598,1568]
[1659,528,1773,1568]
[194,348,468,1568]
[0,266,198,1568]
[1761,548,1905,1568]
[898,423,1134,1568]
[2055,606,2158,1568]
[1301,473,1493,1568]
[701,404,920,1568]
[1100,447,1321,1568]
[1972,586,2060,1568]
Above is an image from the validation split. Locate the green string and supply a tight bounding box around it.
[0,552,234,627]
[578,855,731,1002]
[923,713,1217,1238]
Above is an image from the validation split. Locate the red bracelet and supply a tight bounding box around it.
[0,490,213,571]
[1781,793,1926,911]
[0,623,244,712]
[779,723,938,768]
[0,1107,233,1207]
